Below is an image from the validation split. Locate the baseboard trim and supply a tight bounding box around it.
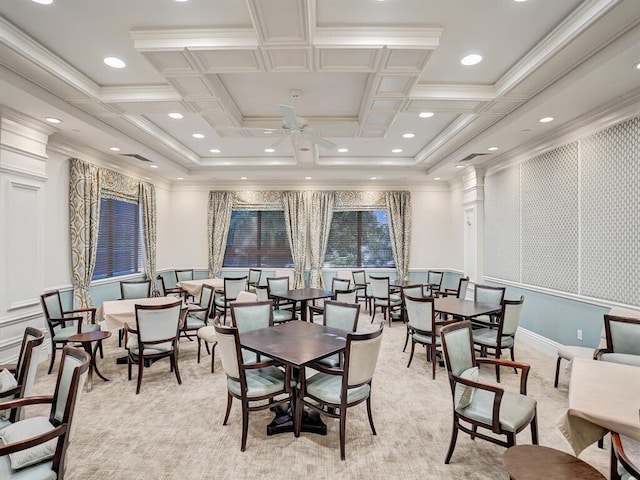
[515,326,560,357]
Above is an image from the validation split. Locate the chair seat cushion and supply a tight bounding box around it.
[227,366,286,398]
[197,326,216,343]
[316,353,340,368]
[127,338,173,356]
[375,295,402,307]
[185,316,207,329]
[472,328,514,348]
[52,326,80,342]
[557,345,594,361]
[304,372,370,405]
[273,310,294,323]
[599,353,640,367]
[0,456,55,480]
[412,332,439,345]
[458,389,537,433]
[0,416,57,470]
[81,324,101,333]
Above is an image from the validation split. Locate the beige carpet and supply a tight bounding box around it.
[27,313,612,480]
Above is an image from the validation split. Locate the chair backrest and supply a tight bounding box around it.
[120,280,151,300]
[344,326,383,387]
[267,276,290,295]
[214,324,242,379]
[323,300,360,332]
[230,300,274,333]
[175,269,194,283]
[199,284,215,310]
[404,295,436,333]
[248,268,262,287]
[426,270,444,288]
[604,314,640,355]
[156,275,168,296]
[135,300,182,344]
[254,285,269,301]
[334,288,357,304]
[331,277,351,292]
[50,346,90,440]
[403,285,423,298]
[40,290,64,320]
[352,270,366,286]
[15,327,45,399]
[456,277,470,299]
[369,276,390,299]
[224,276,248,301]
[236,291,258,303]
[474,284,505,305]
[499,296,525,337]
[440,321,476,377]
[612,431,640,480]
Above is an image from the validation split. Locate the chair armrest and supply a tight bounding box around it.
[476,357,531,394]
[308,305,323,314]
[0,363,17,373]
[0,395,53,411]
[593,348,610,360]
[306,361,344,375]
[450,372,505,433]
[65,307,97,323]
[0,423,66,456]
[470,318,497,328]
[243,359,284,370]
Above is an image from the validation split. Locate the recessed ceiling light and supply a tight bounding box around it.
[103,57,126,69]
[461,54,483,66]
[370,177,377,180]
[32,0,53,4]
[150,165,159,169]
[636,62,640,70]
[175,0,189,2]
[241,176,247,180]
[419,112,434,118]
[45,117,62,124]
[488,146,499,151]
[264,148,275,153]
[513,0,527,2]
[264,130,274,134]
[192,133,205,139]
[392,148,403,153]
[539,116,554,123]
[209,149,221,153]
[176,177,184,180]
[109,147,120,152]
[168,113,183,119]
[402,133,415,139]
[305,176,312,180]
[434,177,441,180]
[337,148,349,153]
[522,128,531,133]
[455,165,465,169]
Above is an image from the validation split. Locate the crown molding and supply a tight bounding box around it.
[98,85,181,103]
[314,26,442,48]
[411,83,496,101]
[130,28,259,50]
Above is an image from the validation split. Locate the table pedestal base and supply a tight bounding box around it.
[266,405,327,436]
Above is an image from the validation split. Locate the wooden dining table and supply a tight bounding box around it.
[433,297,501,320]
[176,278,224,298]
[269,288,333,322]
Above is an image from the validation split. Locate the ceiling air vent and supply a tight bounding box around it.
[460,153,488,162]
[121,153,152,162]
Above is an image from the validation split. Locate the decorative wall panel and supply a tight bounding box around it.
[521,143,579,292]
[484,165,520,281]
[580,117,640,304]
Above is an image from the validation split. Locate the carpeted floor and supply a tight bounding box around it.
[28,312,613,479]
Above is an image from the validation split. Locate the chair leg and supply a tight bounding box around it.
[407,340,416,368]
[444,420,459,464]
[366,395,377,436]
[172,351,182,385]
[510,346,517,373]
[554,356,562,388]
[211,343,217,373]
[119,329,123,348]
[495,350,501,383]
[403,328,410,352]
[47,344,57,374]
[197,338,202,363]
[530,413,539,444]
[294,395,303,438]
[507,431,516,447]
[431,344,436,380]
[241,400,249,452]
[136,357,144,394]
[223,393,233,425]
[339,408,347,460]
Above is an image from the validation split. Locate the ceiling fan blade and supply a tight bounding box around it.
[279,104,300,129]
[302,132,336,150]
[266,136,287,150]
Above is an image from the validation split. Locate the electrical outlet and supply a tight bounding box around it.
[577,329,583,341]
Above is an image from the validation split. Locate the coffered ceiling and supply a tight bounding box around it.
[1,0,639,185]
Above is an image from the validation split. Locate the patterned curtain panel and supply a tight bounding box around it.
[281,191,309,288]
[308,191,335,288]
[69,158,101,307]
[207,191,234,278]
[139,182,158,296]
[385,191,412,281]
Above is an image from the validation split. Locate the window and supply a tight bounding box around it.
[92,197,143,280]
[324,210,395,267]
[223,210,293,267]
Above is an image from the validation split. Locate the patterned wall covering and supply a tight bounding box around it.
[580,117,640,305]
[484,116,639,305]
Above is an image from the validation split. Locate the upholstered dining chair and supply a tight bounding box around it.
[472,296,525,382]
[175,269,195,301]
[473,284,506,324]
[181,284,214,341]
[125,299,183,394]
[308,280,357,323]
[120,279,152,300]
[423,270,444,297]
[156,274,186,299]
[440,321,538,464]
[213,276,248,324]
[611,431,640,480]
[40,289,100,374]
[0,327,45,428]
[315,300,361,368]
[436,276,470,299]
[296,325,384,460]
[265,276,297,323]
[215,324,292,452]
[404,295,456,379]
[196,291,257,373]
[369,275,402,326]
[595,314,640,366]
[352,270,371,312]
[247,268,262,290]
[0,346,89,480]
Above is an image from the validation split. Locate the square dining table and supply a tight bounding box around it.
[176,278,225,298]
[269,288,333,322]
[433,297,501,320]
[240,321,348,435]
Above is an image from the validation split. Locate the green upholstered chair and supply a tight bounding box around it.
[595,314,640,367]
[472,296,525,382]
[196,291,257,373]
[296,326,383,460]
[182,284,214,341]
[215,324,291,452]
[174,269,194,283]
[125,300,183,394]
[213,276,248,325]
[314,300,360,368]
[405,295,456,379]
[119,279,151,300]
[309,279,356,323]
[247,268,262,290]
[352,269,371,312]
[265,277,297,323]
[436,276,470,299]
[156,274,186,299]
[611,431,640,480]
[0,346,89,480]
[422,270,444,297]
[40,290,100,374]
[472,284,506,324]
[440,321,538,464]
[0,327,45,428]
[230,299,274,364]
[369,275,402,326]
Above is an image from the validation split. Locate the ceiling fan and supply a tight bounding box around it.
[266,101,337,150]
